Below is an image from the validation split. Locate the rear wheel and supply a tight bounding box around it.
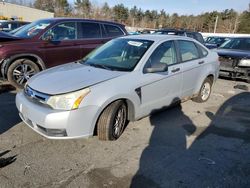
[193,77,212,103]
[97,100,127,141]
[7,58,39,89]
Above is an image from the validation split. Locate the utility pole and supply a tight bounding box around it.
[214,15,218,33]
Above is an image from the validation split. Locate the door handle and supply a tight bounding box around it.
[198,61,205,65]
[171,68,180,73]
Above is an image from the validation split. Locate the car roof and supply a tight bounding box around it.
[40,18,125,27]
[120,34,195,42]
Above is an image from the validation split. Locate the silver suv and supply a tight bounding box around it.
[16,35,219,140]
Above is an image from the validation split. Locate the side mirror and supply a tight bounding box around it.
[144,63,168,73]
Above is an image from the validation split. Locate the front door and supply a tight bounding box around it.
[139,41,183,116]
[40,22,81,68]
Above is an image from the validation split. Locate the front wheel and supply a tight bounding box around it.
[7,59,40,89]
[192,78,212,103]
[97,100,127,141]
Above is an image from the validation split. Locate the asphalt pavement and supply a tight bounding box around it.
[0,79,250,188]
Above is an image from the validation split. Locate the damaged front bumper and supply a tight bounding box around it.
[219,60,250,81]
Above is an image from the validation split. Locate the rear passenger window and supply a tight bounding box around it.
[195,33,205,44]
[199,45,208,57]
[78,22,101,39]
[178,40,199,62]
[104,24,124,37]
[11,23,18,30]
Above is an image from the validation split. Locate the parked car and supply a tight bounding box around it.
[205,36,230,49]
[16,35,219,140]
[155,28,205,44]
[216,37,250,82]
[0,20,30,32]
[0,18,127,88]
[8,25,26,35]
[140,29,157,34]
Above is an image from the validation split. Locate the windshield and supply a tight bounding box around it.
[81,38,154,71]
[13,19,54,38]
[219,38,250,51]
[0,22,9,29]
[206,37,225,44]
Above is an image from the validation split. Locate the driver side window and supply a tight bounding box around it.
[145,41,177,69]
[43,22,76,41]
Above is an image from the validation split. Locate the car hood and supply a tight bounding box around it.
[0,31,22,42]
[216,49,250,59]
[28,62,126,95]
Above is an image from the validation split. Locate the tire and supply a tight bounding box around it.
[7,58,40,89]
[97,100,127,141]
[192,77,213,103]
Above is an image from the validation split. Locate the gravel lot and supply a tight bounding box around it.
[0,78,250,188]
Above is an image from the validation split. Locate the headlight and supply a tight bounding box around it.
[47,88,90,110]
[238,59,250,67]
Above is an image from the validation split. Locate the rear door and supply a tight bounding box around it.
[76,22,104,58]
[40,21,81,67]
[176,40,206,97]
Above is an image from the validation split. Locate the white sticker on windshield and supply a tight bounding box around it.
[128,41,143,47]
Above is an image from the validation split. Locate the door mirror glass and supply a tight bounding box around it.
[145,63,168,73]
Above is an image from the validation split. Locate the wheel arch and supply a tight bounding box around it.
[3,53,46,77]
[92,97,136,136]
[194,72,216,95]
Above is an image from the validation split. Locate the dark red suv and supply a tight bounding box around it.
[0,18,127,88]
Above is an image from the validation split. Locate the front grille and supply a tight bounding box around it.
[219,56,238,68]
[24,86,50,105]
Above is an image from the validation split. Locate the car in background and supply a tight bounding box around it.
[8,25,26,35]
[0,20,30,32]
[155,28,205,44]
[216,37,250,82]
[0,18,127,88]
[205,36,230,49]
[140,29,157,34]
[16,34,219,140]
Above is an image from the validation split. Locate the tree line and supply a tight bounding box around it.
[4,0,250,33]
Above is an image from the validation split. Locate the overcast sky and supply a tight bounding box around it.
[75,0,250,15]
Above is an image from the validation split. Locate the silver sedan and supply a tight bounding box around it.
[16,35,219,140]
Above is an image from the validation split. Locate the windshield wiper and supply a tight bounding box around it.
[88,63,112,70]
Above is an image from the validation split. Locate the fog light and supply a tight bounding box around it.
[47,129,67,137]
[36,125,67,137]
